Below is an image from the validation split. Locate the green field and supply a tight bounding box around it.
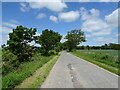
[71,50,119,75]
[79,50,118,56]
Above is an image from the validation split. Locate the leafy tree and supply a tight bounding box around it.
[86,45,90,50]
[54,42,63,52]
[109,43,120,50]
[62,42,67,50]
[35,29,62,55]
[7,25,37,61]
[65,29,86,51]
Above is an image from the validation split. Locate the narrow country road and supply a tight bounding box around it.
[41,51,118,88]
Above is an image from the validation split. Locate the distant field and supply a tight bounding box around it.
[71,50,119,75]
[79,50,118,56]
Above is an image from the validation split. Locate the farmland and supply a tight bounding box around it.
[71,50,119,75]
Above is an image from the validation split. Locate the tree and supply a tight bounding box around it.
[65,29,86,51]
[35,29,62,55]
[54,42,63,52]
[86,45,90,50]
[7,25,37,61]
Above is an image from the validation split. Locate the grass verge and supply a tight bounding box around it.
[16,54,60,88]
[2,53,59,88]
[71,51,119,76]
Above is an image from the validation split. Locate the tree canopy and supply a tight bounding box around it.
[65,29,86,51]
[35,29,62,55]
[7,25,37,61]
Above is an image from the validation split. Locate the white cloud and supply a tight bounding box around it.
[82,18,109,32]
[59,11,80,22]
[34,32,41,36]
[105,8,119,28]
[20,3,29,12]
[1,20,20,45]
[1,27,12,34]
[78,0,119,2]
[92,31,111,36]
[116,33,120,37]
[60,35,67,43]
[78,0,91,2]
[93,37,118,44]
[49,16,58,23]
[20,0,67,12]
[99,0,119,2]
[80,7,119,37]
[86,34,92,38]
[90,9,100,17]
[9,19,20,24]
[1,35,9,44]
[36,13,46,19]
[2,22,17,28]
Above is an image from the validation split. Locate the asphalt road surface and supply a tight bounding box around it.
[41,51,118,88]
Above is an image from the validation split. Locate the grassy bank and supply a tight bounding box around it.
[16,54,60,88]
[71,50,119,75]
[2,53,59,88]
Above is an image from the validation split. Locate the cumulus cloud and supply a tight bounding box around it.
[78,0,119,2]
[80,7,118,37]
[93,37,118,44]
[78,0,91,2]
[36,13,46,19]
[1,27,12,34]
[99,0,119,2]
[9,19,20,24]
[20,3,29,12]
[58,11,80,22]
[49,16,58,23]
[1,20,20,45]
[2,22,17,28]
[20,0,67,12]
[105,8,119,28]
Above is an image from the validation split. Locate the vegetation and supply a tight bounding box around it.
[34,29,62,55]
[71,50,119,75]
[76,43,120,50]
[65,29,86,51]
[16,54,60,88]
[2,25,120,88]
[2,26,62,88]
[2,53,56,88]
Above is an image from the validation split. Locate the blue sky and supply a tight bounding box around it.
[1,1,119,46]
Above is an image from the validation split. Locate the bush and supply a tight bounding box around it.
[2,50,19,75]
[49,50,58,55]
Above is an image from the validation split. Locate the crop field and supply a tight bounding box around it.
[79,50,118,56]
[71,50,119,75]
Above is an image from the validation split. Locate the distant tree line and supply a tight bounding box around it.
[76,43,120,50]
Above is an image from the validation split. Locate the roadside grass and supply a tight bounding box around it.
[2,53,58,88]
[71,50,119,75]
[16,54,60,88]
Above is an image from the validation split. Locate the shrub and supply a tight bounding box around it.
[49,50,58,55]
[2,50,18,75]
